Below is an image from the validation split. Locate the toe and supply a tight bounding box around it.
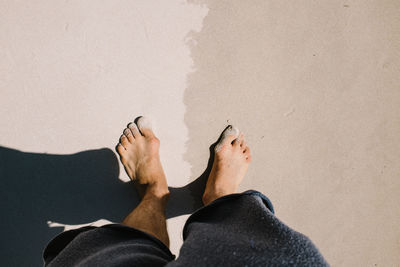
[244,146,251,156]
[128,122,141,138]
[215,125,240,152]
[136,116,155,138]
[120,135,130,148]
[234,133,244,149]
[246,155,252,163]
[116,143,126,155]
[241,140,247,151]
[123,128,135,143]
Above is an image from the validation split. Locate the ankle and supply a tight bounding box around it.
[143,183,170,201]
[202,191,222,206]
[202,184,238,205]
[202,193,213,206]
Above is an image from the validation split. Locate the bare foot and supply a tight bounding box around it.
[116,117,169,199]
[202,126,252,205]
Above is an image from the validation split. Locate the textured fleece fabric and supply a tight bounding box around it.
[43,190,329,266]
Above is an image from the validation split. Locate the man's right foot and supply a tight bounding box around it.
[202,126,252,205]
[116,116,169,199]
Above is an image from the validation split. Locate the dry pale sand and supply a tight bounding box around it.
[0,1,399,266]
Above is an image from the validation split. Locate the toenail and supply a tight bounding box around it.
[124,129,131,136]
[128,123,138,131]
[137,116,152,129]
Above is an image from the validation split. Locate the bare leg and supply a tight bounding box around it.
[116,117,170,247]
[121,192,169,247]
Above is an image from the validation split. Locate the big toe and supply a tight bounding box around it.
[215,125,240,152]
[136,116,155,138]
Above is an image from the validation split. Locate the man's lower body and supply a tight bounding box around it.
[43,117,328,266]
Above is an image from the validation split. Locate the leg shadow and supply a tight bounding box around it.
[0,147,138,266]
[166,142,216,218]
[0,140,218,266]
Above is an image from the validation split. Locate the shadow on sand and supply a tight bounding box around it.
[0,141,217,266]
